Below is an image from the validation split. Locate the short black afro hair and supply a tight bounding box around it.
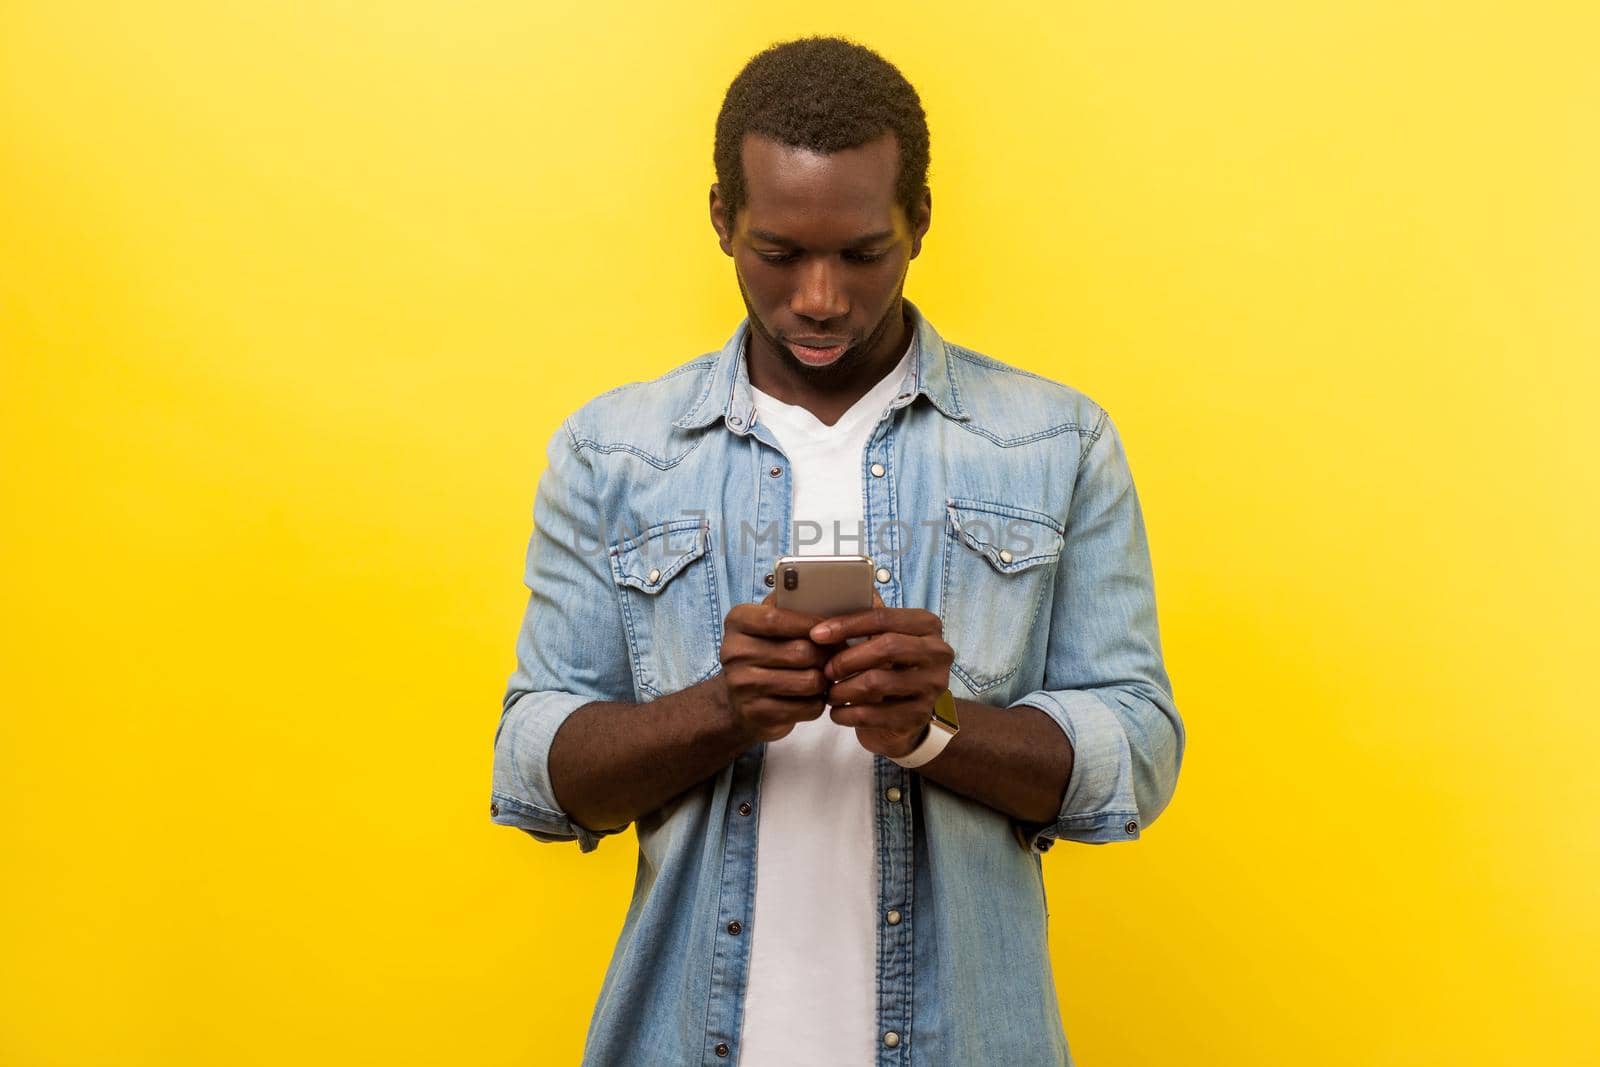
[714,36,930,225]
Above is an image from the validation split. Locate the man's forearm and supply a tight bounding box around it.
[548,674,755,833]
[550,682,1072,833]
[916,699,1074,825]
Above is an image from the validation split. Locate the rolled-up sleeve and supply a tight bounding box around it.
[1010,407,1186,847]
[490,420,633,853]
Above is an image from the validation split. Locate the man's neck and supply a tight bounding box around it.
[746,306,913,428]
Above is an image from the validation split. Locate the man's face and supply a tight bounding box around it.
[711,131,931,383]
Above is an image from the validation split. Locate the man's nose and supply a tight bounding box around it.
[790,257,848,323]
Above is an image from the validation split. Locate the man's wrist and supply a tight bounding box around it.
[892,723,931,758]
[889,689,959,769]
[700,672,758,753]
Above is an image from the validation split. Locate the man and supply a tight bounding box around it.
[491,36,1184,1066]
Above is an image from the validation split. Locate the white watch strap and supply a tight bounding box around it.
[889,719,956,769]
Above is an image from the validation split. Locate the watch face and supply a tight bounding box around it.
[932,689,959,731]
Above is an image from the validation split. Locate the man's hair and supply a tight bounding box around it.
[714,36,930,225]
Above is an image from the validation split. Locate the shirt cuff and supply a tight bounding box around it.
[491,689,625,853]
[1009,688,1144,846]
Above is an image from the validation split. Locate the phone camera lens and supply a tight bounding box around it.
[782,568,798,591]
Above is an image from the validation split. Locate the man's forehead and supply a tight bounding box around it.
[739,130,902,235]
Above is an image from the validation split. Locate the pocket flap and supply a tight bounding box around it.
[609,518,711,594]
[946,499,1064,575]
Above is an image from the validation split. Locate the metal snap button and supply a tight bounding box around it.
[998,549,1013,564]
[715,1042,730,1058]
[764,572,775,587]
[1125,819,1139,835]
[726,920,742,935]
[870,462,886,477]
[885,787,902,803]
[769,466,782,477]
[738,802,752,816]
[875,567,891,583]
[883,1032,901,1048]
[886,910,902,925]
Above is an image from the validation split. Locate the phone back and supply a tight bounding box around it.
[771,555,875,619]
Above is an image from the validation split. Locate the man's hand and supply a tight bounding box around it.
[719,594,833,743]
[809,592,955,759]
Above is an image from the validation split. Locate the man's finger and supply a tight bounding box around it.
[827,666,930,705]
[731,600,827,639]
[828,697,929,733]
[823,632,936,680]
[808,605,941,644]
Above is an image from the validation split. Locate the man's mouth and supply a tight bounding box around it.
[785,337,851,366]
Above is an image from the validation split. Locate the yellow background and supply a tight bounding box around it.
[3,2,1596,1064]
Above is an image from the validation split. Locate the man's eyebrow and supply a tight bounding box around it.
[747,229,896,249]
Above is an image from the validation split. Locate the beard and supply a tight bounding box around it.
[736,272,906,388]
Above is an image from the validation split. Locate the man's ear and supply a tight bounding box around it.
[709,184,735,256]
[909,187,932,260]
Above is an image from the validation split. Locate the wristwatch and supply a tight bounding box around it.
[889,688,960,769]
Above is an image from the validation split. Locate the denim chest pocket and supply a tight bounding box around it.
[608,517,724,700]
[939,499,1065,695]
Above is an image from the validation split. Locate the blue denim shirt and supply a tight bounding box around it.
[491,301,1185,1066]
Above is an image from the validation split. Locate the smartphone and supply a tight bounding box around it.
[771,554,875,623]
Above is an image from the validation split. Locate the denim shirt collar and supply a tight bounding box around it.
[671,298,970,431]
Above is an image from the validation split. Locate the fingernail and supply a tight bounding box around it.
[811,624,833,641]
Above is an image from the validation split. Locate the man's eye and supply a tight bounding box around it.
[756,250,798,264]
[845,250,888,263]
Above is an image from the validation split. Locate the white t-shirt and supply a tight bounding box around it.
[738,343,916,1066]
